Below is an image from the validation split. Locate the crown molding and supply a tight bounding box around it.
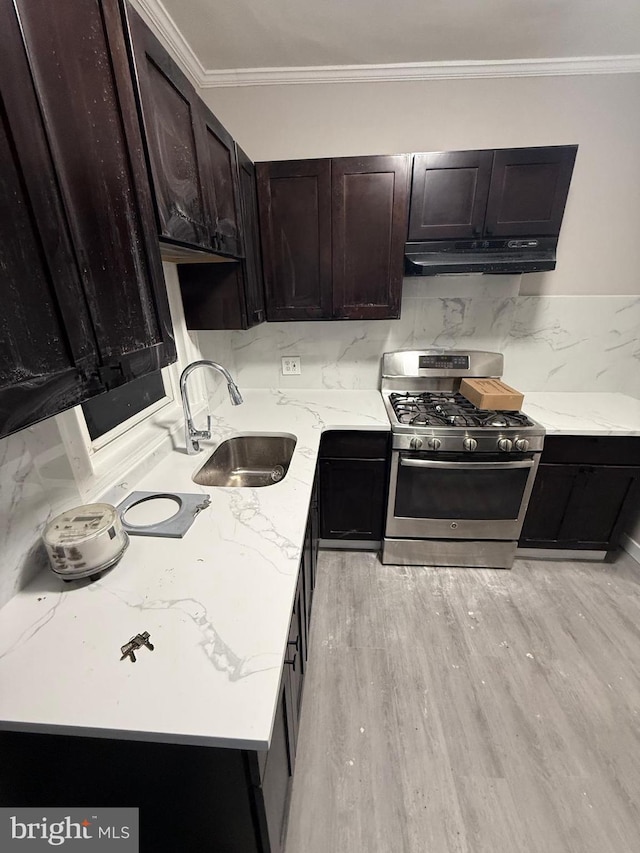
[199,55,640,88]
[125,3,640,90]
[128,0,205,88]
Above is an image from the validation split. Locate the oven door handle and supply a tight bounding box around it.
[399,457,535,471]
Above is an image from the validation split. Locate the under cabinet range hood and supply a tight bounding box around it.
[404,238,558,276]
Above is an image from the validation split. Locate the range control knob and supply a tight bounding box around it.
[463,437,478,452]
[498,438,513,452]
[515,438,529,451]
[427,437,442,450]
[409,436,423,450]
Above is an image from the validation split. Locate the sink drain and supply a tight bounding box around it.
[270,465,285,482]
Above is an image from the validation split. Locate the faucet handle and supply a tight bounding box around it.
[205,415,212,437]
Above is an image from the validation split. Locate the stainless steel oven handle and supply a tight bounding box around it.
[399,457,535,471]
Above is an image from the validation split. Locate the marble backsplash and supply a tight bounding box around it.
[209,288,640,398]
[1,281,638,611]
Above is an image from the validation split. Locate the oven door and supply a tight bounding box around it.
[386,452,540,540]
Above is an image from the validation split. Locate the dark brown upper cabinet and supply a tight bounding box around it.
[200,107,243,257]
[0,0,175,440]
[178,145,265,330]
[124,3,242,260]
[332,155,409,320]
[257,159,333,321]
[257,155,409,321]
[408,146,577,241]
[408,150,493,241]
[484,147,578,237]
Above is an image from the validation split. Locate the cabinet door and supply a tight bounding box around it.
[519,463,580,546]
[332,155,409,320]
[285,572,305,756]
[260,679,294,853]
[125,4,210,250]
[237,146,266,327]
[520,463,640,550]
[484,146,577,237]
[257,159,332,320]
[319,458,387,540]
[561,466,640,549]
[16,0,175,387]
[201,105,243,257]
[0,0,101,438]
[408,150,493,241]
[301,514,314,665]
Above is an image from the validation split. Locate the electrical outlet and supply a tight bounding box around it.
[281,356,301,375]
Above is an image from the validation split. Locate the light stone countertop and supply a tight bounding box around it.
[1,389,639,752]
[523,392,640,436]
[0,390,389,750]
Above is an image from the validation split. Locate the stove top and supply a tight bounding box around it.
[380,349,546,453]
[389,391,535,429]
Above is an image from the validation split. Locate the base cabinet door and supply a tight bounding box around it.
[257,679,295,853]
[521,457,640,552]
[320,459,387,540]
[318,431,390,542]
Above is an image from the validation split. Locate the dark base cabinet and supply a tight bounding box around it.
[520,436,640,555]
[318,431,390,544]
[0,498,319,853]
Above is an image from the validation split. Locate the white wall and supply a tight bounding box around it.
[202,73,640,297]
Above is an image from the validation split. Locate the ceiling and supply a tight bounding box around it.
[158,0,640,71]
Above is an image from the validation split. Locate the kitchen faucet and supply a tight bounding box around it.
[180,360,243,454]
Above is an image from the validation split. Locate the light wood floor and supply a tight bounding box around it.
[285,550,640,853]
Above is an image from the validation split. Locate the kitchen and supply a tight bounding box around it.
[1,0,640,851]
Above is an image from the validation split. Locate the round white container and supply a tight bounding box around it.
[43,503,129,581]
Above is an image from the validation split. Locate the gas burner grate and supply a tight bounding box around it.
[389,391,534,429]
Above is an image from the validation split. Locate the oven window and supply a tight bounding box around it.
[394,458,531,521]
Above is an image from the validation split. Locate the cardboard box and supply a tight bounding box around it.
[459,378,524,411]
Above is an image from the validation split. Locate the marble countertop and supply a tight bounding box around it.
[523,392,640,436]
[0,390,389,750]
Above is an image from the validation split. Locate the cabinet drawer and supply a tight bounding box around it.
[541,435,640,466]
[319,430,389,459]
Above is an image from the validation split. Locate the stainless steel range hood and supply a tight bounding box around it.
[404,238,557,276]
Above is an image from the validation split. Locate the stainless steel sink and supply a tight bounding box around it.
[192,434,297,488]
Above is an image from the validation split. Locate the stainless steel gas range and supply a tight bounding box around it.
[381,350,545,569]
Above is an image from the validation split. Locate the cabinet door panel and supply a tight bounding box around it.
[286,573,305,755]
[561,467,640,548]
[409,150,493,240]
[257,160,332,320]
[16,0,175,382]
[0,0,103,437]
[126,5,210,250]
[485,146,577,237]
[201,107,242,257]
[237,146,266,327]
[519,463,579,545]
[319,459,387,540]
[260,680,294,853]
[332,155,409,320]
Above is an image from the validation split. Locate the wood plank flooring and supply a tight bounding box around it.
[285,550,640,853]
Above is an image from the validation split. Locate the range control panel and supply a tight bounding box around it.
[419,355,470,370]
